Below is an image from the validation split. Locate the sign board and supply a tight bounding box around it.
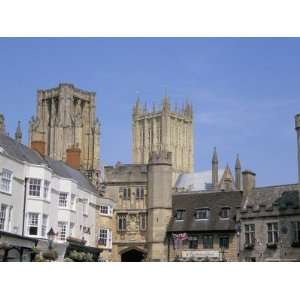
[182,250,220,258]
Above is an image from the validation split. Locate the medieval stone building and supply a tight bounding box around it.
[132,96,193,183]
[28,83,101,188]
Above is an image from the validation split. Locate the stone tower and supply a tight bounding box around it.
[132,96,194,178]
[147,151,173,261]
[29,83,101,186]
[295,113,300,182]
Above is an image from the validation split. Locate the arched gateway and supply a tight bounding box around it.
[120,247,146,262]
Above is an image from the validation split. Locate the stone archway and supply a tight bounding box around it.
[120,247,146,262]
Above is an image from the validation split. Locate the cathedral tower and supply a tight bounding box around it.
[132,96,194,178]
[29,83,101,187]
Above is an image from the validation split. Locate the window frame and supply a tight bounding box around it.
[28,178,42,198]
[220,207,230,219]
[175,209,185,221]
[0,204,7,231]
[43,180,50,200]
[58,192,68,208]
[245,224,255,245]
[117,214,127,232]
[203,235,214,249]
[41,214,48,238]
[0,168,13,194]
[267,222,279,244]
[27,212,39,236]
[58,221,68,241]
[188,235,199,249]
[195,208,210,220]
[219,236,229,249]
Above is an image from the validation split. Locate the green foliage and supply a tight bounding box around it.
[34,254,45,262]
[42,250,58,261]
[67,250,94,262]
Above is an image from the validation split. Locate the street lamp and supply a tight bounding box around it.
[47,228,56,250]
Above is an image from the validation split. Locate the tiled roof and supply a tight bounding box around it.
[168,190,242,232]
[0,133,97,194]
[241,184,300,210]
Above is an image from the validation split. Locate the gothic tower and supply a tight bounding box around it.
[0,113,6,135]
[132,95,194,179]
[29,83,101,187]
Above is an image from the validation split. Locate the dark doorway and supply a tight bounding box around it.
[121,249,145,262]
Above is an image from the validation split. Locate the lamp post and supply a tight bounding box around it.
[47,228,56,250]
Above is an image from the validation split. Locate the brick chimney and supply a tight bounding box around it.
[31,141,46,156]
[242,170,256,196]
[66,147,81,170]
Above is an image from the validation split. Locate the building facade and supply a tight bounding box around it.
[104,151,172,262]
[0,132,107,261]
[132,96,194,181]
[28,83,101,188]
[167,190,242,262]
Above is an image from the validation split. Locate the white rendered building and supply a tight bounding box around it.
[0,133,101,247]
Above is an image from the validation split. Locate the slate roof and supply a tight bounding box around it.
[241,184,300,210]
[168,190,243,232]
[175,169,225,192]
[0,133,97,194]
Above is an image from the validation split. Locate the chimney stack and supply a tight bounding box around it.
[31,141,46,156]
[66,146,81,170]
[295,114,300,183]
[242,170,256,196]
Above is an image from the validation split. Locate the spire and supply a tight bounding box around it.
[235,154,241,169]
[15,121,22,143]
[143,101,147,113]
[133,96,141,116]
[212,146,218,163]
[0,113,5,135]
[162,95,170,112]
[235,154,241,190]
[212,147,219,190]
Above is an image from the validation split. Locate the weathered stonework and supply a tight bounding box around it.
[132,96,194,180]
[29,83,101,188]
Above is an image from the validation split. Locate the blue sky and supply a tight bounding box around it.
[0,38,299,187]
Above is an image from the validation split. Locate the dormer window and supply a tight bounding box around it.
[175,209,185,221]
[195,208,209,220]
[220,207,230,219]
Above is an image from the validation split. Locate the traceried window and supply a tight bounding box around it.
[123,187,131,200]
[29,178,41,197]
[139,213,147,231]
[175,209,185,221]
[41,214,48,237]
[43,180,50,200]
[0,204,7,230]
[219,236,229,249]
[117,214,127,231]
[203,235,214,249]
[27,213,39,236]
[245,224,255,245]
[136,187,145,200]
[291,221,300,244]
[267,223,279,244]
[195,208,210,220]
[58,221,68,241]
[58,192,68,208]
[0,169,13,193]
[220,207,230,219]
